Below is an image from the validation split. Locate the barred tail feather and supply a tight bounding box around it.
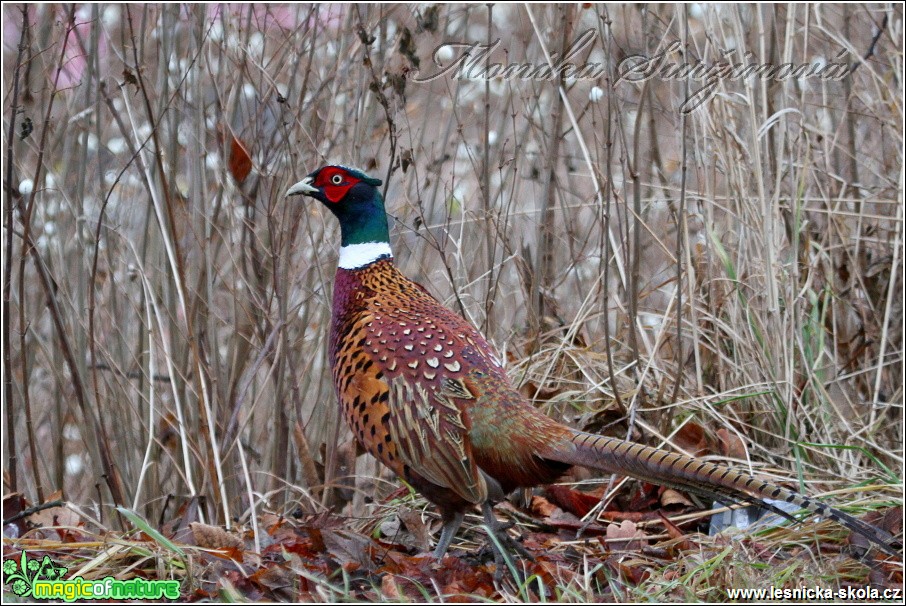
[544,430,901,557]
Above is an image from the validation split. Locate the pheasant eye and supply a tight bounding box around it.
[331,174,343,185]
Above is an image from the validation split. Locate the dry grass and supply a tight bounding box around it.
[3,3,902,598]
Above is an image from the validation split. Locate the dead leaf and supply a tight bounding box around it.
[321,529,376,571]
[398,508,431,551]
[602,519,647,551]
[599,510,658,523]
[873,507,901,538]
[656,511,697,551]
[673,422,712,457]
[228,134,252,183]
[604,555,650,585]
[545,484,603,517]
[381,574,402,600]
[277,540,320,562]
[28,497,82,531]
[659,488,694,509]
[849,506,902,571]
[527,496,609,535]
[663,569,680,581]
[261,513,288,536]
[249,563,295,599]
[628,482,662,512]
[158,412,179,453]
[535,558,577,588]
[717,428,748,459]
[519,379,566,402]
[161,495,203,544]
[2,493,27,538]
[530,495,561,518]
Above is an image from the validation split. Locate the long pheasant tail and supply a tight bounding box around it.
[545,430,901,557]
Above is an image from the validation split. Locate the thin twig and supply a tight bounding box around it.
[4,4,29,498]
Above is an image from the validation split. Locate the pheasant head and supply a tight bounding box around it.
[287,165,391,269]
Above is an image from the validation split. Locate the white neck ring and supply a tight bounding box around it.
[338,242,393,269]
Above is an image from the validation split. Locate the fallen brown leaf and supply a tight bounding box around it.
[717,428,748,459]
[659,488,694,509]
[398,508,432,551]
[530,495,561,518]
[321,529,377,571]
[545,484,603,517]
[656,510,697,551]
[26,492,82,531]
[604,554,650,585]
[673,422,712,457]
[602,519,647,551]
[381,574,402,600]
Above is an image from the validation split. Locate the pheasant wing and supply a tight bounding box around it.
[383,373,488,505]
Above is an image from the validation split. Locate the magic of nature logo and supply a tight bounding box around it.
[3,551,180,601]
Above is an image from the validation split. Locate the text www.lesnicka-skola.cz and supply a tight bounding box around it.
[726,585,901,601]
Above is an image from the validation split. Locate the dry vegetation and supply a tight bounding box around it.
[3,3,903,601]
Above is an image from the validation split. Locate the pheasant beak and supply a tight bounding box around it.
[286,176,318,197]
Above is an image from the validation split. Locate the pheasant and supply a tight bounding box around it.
[286,165,901,559]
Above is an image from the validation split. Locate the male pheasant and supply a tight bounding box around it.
[287,165,900,559]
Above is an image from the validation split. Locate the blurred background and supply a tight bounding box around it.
[3,4,902,531]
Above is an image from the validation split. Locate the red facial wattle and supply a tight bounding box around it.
[316,168,361,203]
